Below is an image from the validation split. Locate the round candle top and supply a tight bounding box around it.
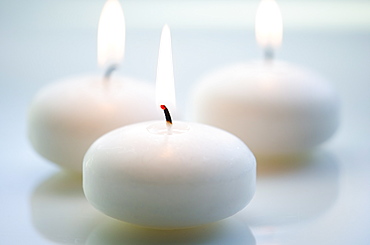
[28,75,160,172]
[83,120,256,229]
[192,60,340,157]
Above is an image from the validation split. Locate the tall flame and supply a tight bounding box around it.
[255,0,283,49]
[97,0,125,68]
[156,24,176,112]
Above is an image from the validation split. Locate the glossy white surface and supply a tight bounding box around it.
[1,0,370,244]
[83,121,256,228]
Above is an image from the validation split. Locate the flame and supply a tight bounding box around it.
[156,24,176,112]
[97,0,125,68]
[255,0,283,48]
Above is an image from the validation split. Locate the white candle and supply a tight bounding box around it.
[27,0,160,172]
[192,0,340,157]
[83,25,256,229]
[83,121,256,229]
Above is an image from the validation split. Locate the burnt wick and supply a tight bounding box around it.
[160,105,173,134]
[160,105,172,124]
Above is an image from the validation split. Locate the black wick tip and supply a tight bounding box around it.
[160,105,172,124]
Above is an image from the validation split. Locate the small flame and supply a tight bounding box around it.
[156,24,176,112]
[255,0,283,49]
[97,0,125,68]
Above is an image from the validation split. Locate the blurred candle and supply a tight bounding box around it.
[28,0,160,172]
[192,0,340,158]
[83,25,256,229]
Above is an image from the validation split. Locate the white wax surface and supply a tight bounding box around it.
[192,60,340,157]
[83,120,256,229]
[28,75,160,172]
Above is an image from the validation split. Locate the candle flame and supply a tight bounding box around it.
[97,0,125,68]
[255,0,283,49]
[156,24,176,112]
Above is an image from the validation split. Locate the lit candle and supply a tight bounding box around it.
[83,25,256,229]
[27,0,160,172]
[192,0,340,158]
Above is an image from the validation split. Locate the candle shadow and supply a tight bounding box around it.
[239,150,340,226]
[86,216,255,245]
[30,171,106,244]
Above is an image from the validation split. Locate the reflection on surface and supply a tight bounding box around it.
[256,153,317,176]
[31,171,105,244]
[87,216,255,245]
[29,151,338,244]
[240,151,340,226]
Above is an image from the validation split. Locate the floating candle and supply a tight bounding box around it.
[28,0,160,172]
[192,0,340,157]
[83,25,256,229]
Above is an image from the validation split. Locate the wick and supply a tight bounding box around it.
[103,64,118,80]
[160,105,172,134]
[264,47,274,62]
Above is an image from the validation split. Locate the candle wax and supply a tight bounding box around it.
[28,75,160,172]
[83,120,256,229]
[192,60,340,157]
